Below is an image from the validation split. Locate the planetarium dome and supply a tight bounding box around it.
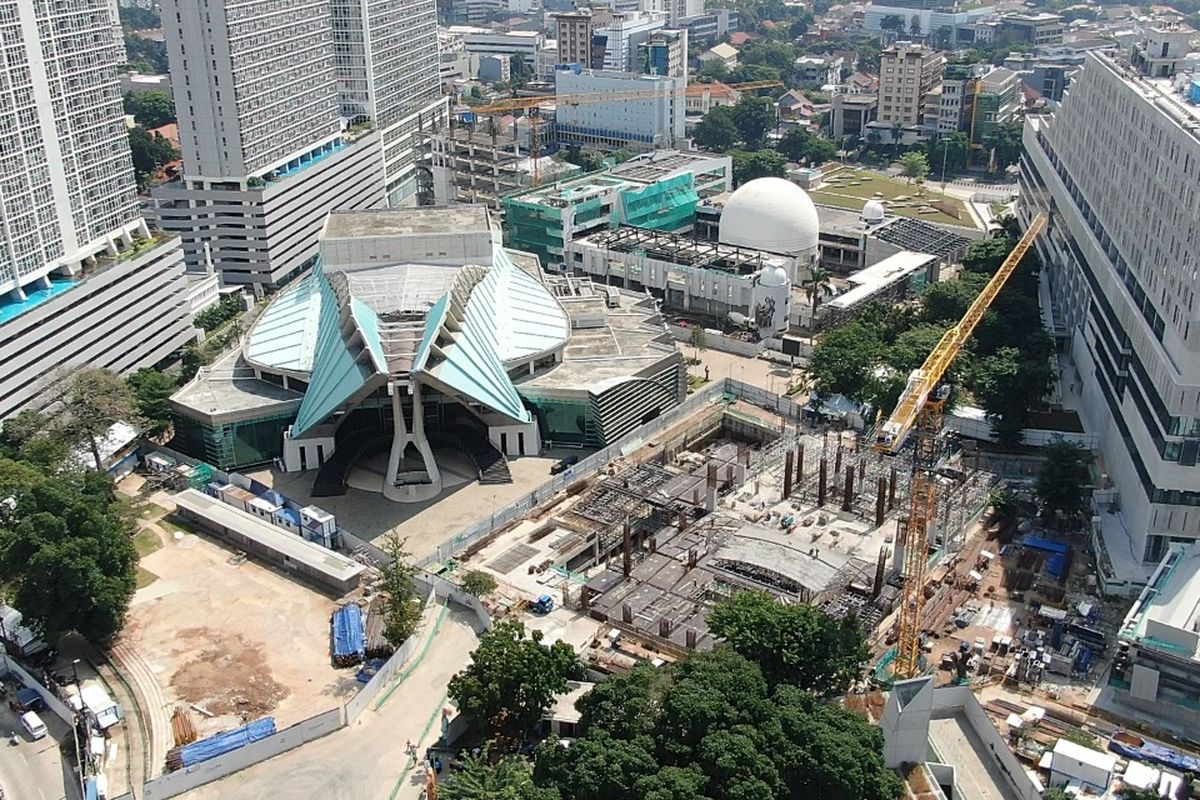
[718,177,820,257]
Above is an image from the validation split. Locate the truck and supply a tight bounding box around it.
[532,595,554,614]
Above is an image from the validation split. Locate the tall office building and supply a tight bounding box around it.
[0,0,194,419]
[553,10,598,67]
[639,28,688,78]
[875,42,945,131]
[155,0,446,290]
[1019,34,1200,574]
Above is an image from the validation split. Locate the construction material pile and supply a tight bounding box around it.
[363,597,395,660]
[331,603,365,667]
[165,717,276,771]
[170,707,198,746]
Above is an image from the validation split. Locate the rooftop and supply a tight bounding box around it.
[871,216,974,258]
[825,251,936,311]
[323,206,492,239]
[928,714,1024,800]
[172,489,365,586]
[1119,544,1200,662]
[170,353,304,424]
[576,226,791,276]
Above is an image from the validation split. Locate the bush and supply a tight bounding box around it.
[193,294,243,332]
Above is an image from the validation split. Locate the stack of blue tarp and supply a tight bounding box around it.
[1109,731,1200,773]
[1045,553,1068,579]
[332,603,365,667]
[1021,535,1070,555]
[168,717,276,770]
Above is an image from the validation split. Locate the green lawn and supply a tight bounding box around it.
[136,566,158,589]
[810,167,977,229]
[134,527,163,558]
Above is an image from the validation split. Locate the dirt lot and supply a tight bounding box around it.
[125,520,354,738]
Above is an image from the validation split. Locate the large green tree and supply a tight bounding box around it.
[692,106,738,152]
[1036,438,1092,525]
[973,346,1052,446]
[127,369,179,438]
[961,237,1014,275]
[123,90,175,128]
[899,151,929,183]
[777,128,837,165]
[707,591,868,693]
[0,463,137,644]
[730,149,787,186]
[0,411,70,472]
[449,620,584,744]
[534,648,901,800]
[980,121,1024,171]
[808,321,882,401]
[128,126,178,190]
[441,748,559,800]
[920,272,989,323]
[731,96,776,150]
[60,368,139,469]
[378,534,422,646]
[928,132,970,176]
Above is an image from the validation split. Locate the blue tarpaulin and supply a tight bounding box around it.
[1021,536,1070,555]
[332,603,365,662]
[178,717,276,767]
[1046,553,1068,579]
[1109,732,1200,774]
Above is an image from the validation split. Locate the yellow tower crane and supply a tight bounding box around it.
[469,80,783,186]
[875,212,1046,681]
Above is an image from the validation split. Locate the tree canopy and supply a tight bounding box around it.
[778,128,837,165]
[899,151,929,182]
[123,90,175,128]
[532,648,902,800]
[707,591,868,693]
[0,455,137,645]
[1036,438,1091,525]
[692,106,738,152]
[730,149,787,186]
[127,368,179,438]
[808,321,882,400]
[441,748,558,800]
[128,126,179,190]
[731,96,776,150]
[448,620,584,744]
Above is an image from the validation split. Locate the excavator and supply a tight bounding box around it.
[876,213,1047,680]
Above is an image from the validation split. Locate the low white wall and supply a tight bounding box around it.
[344,630,421,723]
[140,707,344,800]
[947,407,1098,449]
[1,654,75,725]
[668,325,763,357]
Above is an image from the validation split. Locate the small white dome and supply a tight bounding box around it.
[862,199,886,224]
[758,265,789,287]
[719,177,820,256]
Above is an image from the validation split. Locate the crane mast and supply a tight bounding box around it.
[878,213,1047,680]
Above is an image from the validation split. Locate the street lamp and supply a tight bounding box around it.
[71,658,81,686]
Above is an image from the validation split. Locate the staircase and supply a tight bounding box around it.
[311,414,389,497]
[428,424,512,485]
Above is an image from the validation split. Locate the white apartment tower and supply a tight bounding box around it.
[0,0,194,418]
[156,0,446,289]
[876,42,945,129]
[1019,44,1200,573]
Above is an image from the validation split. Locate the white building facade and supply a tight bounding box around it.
[1019,50,1200,566]
[555,67,686,150]
[0,0,194,419]
[156,0,447,290]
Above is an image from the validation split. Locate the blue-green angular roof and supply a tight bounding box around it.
[292,275,378,436]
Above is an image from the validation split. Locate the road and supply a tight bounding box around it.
[182,607,480,800]
[0,704,81,800]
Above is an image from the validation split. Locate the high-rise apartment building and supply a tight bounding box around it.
[155,0,446,290]
[553,10,598,67]
[596,12,666,72]
[876,42,945,131]
[0,0,194,418]
[1019,42,1200,574]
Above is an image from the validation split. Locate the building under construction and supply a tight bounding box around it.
[429,116,581,208]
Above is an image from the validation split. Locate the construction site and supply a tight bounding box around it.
[449,385,998,670]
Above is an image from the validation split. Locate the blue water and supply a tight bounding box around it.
[272,140,346,181]
[0,279,78,324]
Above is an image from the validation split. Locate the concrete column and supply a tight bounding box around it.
[876,476,887,527]
[818,457,827,507]
[783,450,794,500]
[889,466,898,510]
[842,466,854,513]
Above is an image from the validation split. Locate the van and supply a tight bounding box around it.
[20,710,47,740]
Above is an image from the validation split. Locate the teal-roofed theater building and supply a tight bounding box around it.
[171,206,684,502]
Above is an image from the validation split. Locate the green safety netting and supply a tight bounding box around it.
[620,172,698,231]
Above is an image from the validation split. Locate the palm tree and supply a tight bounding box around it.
[804,266,834,339]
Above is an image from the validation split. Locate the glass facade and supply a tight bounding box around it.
[173,411,297,470]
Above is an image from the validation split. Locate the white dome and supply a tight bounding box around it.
[862,199,886,224]
[719,177,820,256]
